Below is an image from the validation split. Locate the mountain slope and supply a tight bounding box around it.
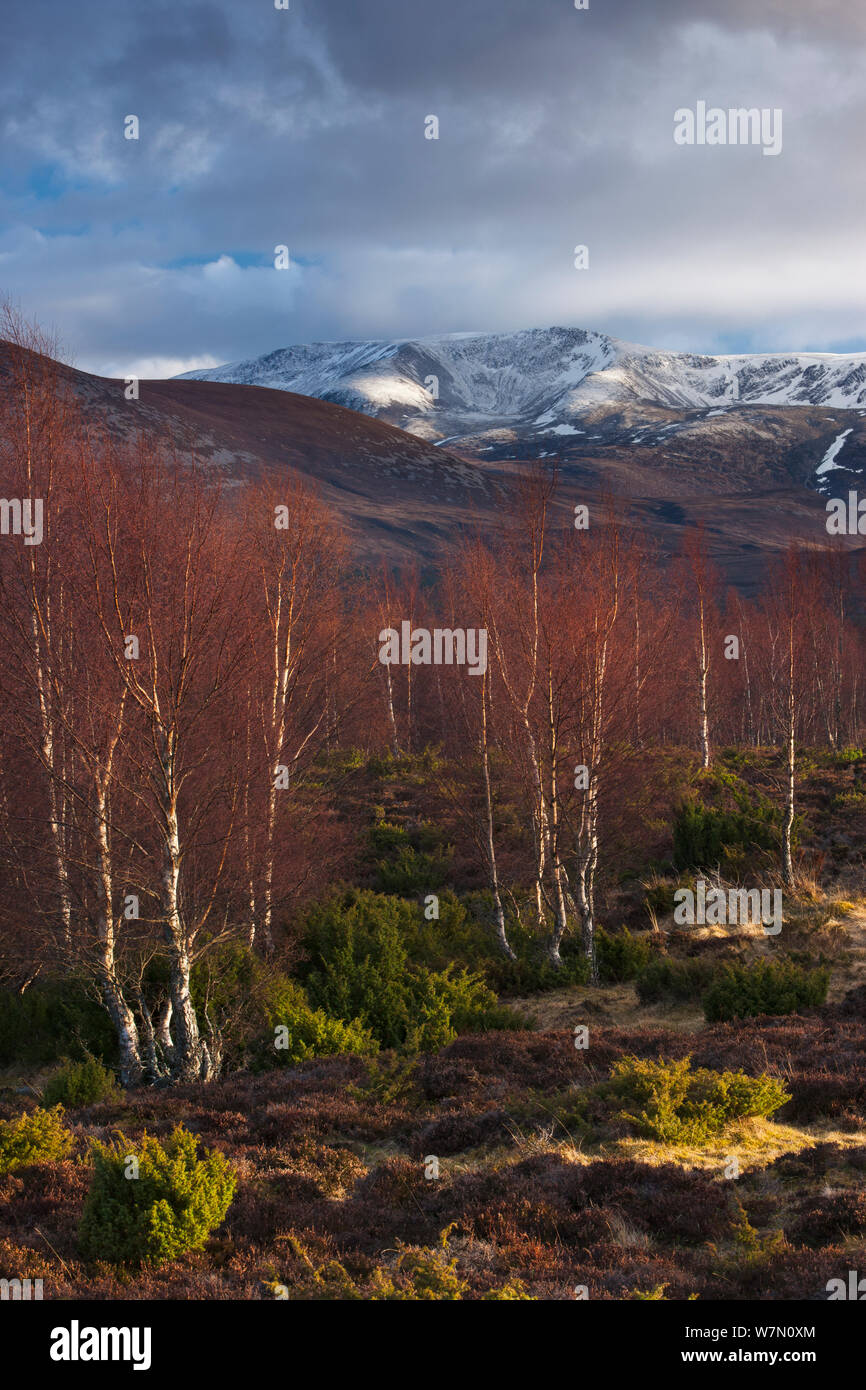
[178,327,866,457]
[0,345,492,566]
[4,343,865,593]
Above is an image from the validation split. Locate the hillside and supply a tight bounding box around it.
[3,342,865,590]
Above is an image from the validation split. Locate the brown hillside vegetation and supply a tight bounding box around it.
[3,1001,866,1300]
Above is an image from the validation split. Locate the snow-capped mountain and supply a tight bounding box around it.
[178,327,866,454]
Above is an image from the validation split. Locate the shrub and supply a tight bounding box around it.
[485,949,589,996]
[43,1058,118,1108]
[833,746,864,766]
[349,1055,419,1106]
[300,890,524,1051]
[279,1233,532,1300]
[604,1056,790,1145]
[283,1139,367,1199]
[347,888,494,975]
[478,903,590,995]
[596,927,654,983]
[703,959,830,1023]
[366,1246,531,1300]
[300,885,579,999]
[253,978,378,1068]
[78,1125,237,1266]
[318,746,365,773]
[440,1153,736,1249]
[367,820,453,895]
[832,791,866,810]
[366,820,404,853]
[636,956,718,1005]
[190,944,378,1069]
[414,965,523,1045]
[673,797,780,872]
[365,752,398,779]
[0,1106,72,1174]
[0,977,117,1068]
[374,844,452,895]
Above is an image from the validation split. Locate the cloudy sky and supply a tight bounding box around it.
[2,0,865,377]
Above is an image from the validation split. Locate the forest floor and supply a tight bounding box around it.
[4,750,866,1299]
[3,901,866,1300]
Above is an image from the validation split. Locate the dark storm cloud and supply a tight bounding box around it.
[1,0,864,374]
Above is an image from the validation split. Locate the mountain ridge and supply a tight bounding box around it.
[177,326,866,456]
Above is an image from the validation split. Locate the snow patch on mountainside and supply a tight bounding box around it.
[815,428,854,476]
